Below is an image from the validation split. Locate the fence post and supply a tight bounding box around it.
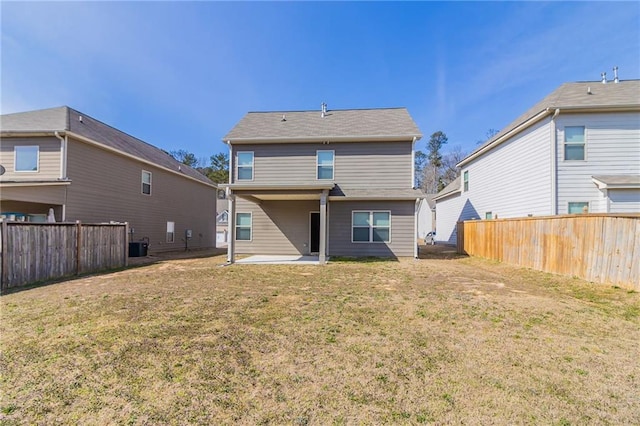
[76,220,82,275]
[456,221,465,254]
[1,220,7,291]
[124,222,129,267]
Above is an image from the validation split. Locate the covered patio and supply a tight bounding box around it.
[223,183,335,264]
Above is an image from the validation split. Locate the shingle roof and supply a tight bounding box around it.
[1,106,213,186]
[329,187,425,200]
[433,176,461,201]
[223,107,422,142]
[462,80,640,166]
[592,174,640,186]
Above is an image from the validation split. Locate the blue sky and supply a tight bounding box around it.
[2,1,639,162]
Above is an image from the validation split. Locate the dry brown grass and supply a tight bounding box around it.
[1,248,639,425]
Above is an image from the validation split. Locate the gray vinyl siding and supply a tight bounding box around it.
[462,119,553,219]
[556,112,640,214]
[234,199,319,255]
[328,200,415,257]
[0,136,62,180]
[231,141,412,188]
[65,138,216,253]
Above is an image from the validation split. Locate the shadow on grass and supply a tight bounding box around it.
[1,248,227,296]
[418,244,468,260]
[330,256,399,263]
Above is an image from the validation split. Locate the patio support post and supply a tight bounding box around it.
[319,190,328,264]
[227,194,236,263]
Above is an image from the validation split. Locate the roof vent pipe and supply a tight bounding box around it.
[601,72,607,84]
[321,102,327,118]
[613,66,619,83]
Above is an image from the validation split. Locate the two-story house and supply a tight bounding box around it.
[0,106,217,253]
[435,78,640,244]
[222,106,423,264]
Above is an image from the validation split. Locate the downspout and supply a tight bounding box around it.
[411,136,417,188]
[414,198,421,259]
[550,109,560,215]
[226,140,233,186]
[54,131,68,221]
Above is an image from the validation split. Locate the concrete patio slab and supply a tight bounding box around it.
[235,255,321,265]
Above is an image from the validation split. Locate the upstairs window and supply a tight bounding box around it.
[142,171,152,195]
[463,171,469,191]
[317,150,334,180]
[564,126,585,161]
[237,152,254,180]
[15,146,39,172]
[352,211,391,243]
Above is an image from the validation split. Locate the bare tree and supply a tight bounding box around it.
[440,145,467,187]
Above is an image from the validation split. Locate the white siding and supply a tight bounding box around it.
[556,112,640,214]
[417,199,434,239]
[435,193,468,245]
[462,119,553,219]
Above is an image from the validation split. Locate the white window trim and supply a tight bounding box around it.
[463,170,469,192]
[14,145,40,173]
[142,170,152,195]
[237,151,254,181]
[563,126,587,162]
[568,201,590,214]
[316,150,335,180]
[235,212,252,242]
[166,221,175,243]
[351,210,391,244]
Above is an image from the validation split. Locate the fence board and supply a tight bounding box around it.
[0,222,127,290]
[458,214,640,290]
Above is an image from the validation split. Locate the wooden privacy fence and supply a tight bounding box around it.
[457,214,640,290]
[0,221,128,290]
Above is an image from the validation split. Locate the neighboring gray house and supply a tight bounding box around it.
[216,193,229,246]
[435,78,640,244]
[1,106,217,253]
[222,106,424,263]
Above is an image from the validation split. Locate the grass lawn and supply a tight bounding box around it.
[1,249,639,425]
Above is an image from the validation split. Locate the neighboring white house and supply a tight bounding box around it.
[435,77,640,245]
[417,194,436,242]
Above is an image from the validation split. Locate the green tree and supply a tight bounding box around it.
[206,152,229,184]
[419,131,448,193]
[169,149,199,168]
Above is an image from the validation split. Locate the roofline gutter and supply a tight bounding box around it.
[224,134,423,144]
[457,104,640,168]
[432,188,461,202]
[64,131,217,188]
[221,183,336,191]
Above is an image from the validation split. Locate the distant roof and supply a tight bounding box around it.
[223,107,422,143]
[1,106,213,186]
[433,176,461,202]
[460,80,640,167]
[423,193,437,209]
